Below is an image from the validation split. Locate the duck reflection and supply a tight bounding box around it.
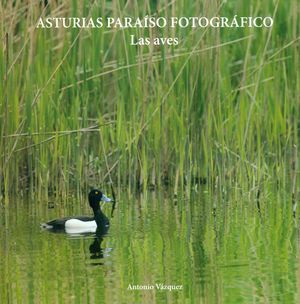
[89,225,110,264]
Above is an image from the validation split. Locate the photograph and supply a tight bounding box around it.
[0,0,299,303]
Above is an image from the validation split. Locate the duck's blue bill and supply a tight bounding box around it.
[102,194,112,202]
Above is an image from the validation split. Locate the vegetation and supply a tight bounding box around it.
[0,0,299,201]
[1,2,299,303]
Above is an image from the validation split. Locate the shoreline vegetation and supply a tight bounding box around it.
[0,0,299,201]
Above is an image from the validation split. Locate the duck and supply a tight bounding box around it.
[41,189,112,234]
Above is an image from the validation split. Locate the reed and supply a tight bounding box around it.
[0,0,299,199]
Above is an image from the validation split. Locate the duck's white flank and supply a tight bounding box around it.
[65,219,97,229]
[65,219,97,234]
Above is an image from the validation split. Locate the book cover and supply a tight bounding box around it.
[0,0,299,303]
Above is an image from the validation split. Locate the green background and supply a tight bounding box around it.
[0,1,299,303]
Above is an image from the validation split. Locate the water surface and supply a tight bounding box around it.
[0,190,299,303]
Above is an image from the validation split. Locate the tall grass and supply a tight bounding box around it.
[0,0,299,200]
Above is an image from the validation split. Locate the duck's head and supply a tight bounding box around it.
[88,189,112,211]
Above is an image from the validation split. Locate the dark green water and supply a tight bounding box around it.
[0,191,299,303]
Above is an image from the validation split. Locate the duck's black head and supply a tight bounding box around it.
[88,189,112,211]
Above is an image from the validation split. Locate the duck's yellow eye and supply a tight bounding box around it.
[95,191,98,195]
